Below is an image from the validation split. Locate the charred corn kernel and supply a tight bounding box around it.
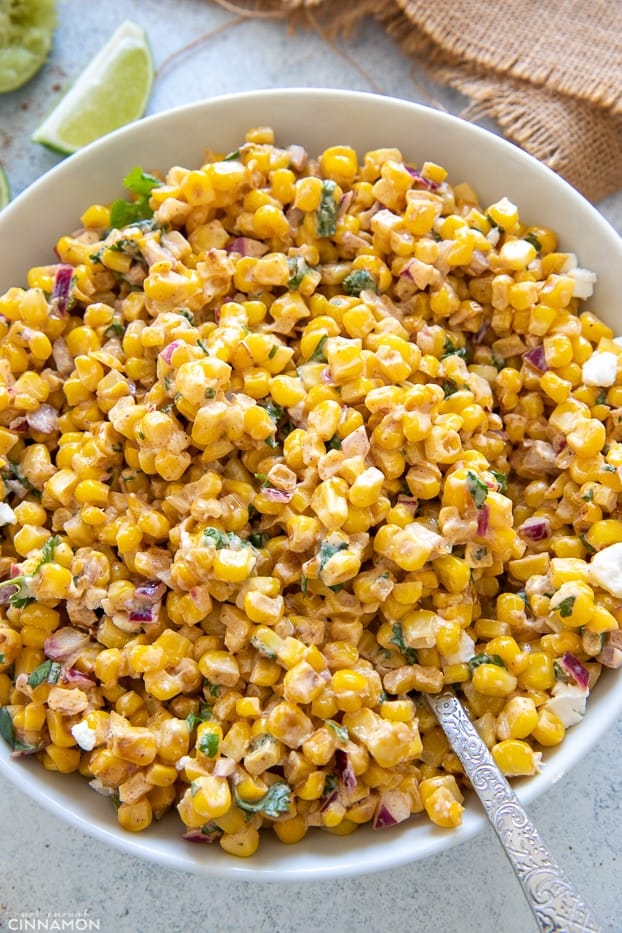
[145,761,178,787]
[117,799,153,833]
[532,708,566,746]
[492,739,541,776]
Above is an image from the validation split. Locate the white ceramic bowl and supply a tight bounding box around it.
[1,89,621,881]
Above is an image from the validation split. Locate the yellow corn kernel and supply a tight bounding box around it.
[43,744,81,773]
[496,696,539,740]
[492,739,541,776]
[531,708,566,746]
[518,652,555,691]
[117,799,153,833]
[273,815,307,845]
[471,663,518,697]
[219,826,260,858]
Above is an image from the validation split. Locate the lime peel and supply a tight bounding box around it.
[31,19,153,155]
[0,0,57,94]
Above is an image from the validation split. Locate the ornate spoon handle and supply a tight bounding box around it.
[426,691,601,933]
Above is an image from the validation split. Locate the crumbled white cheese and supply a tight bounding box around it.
[88,778,114,796]
[0,503,16,526]
[486,226,500,247]
[559,252,578,272]
[569,267,597,300]
[176,754,193,772]
[544,682,588,727]
[71,720,97,751]
[588,542,622,597]
[441,630,476,666]
[581,350,618,387]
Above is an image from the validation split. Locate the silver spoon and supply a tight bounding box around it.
[426,690,602,933]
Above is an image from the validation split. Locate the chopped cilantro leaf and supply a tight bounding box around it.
[234,781,292,819]
[442,335,470,362]
[204,387,216,399]
[109,167,162,229]
[247,532,270,548]
[223,148,241,162]
[318,540,348,570]
[309,334,328,363]
[555,595,576,618]
[326,720,349,743]
[250,635,276,660]
[27,659,62,688]
[198,732,219,758]
[342,269,378,297]
[389,623,418,664]
[442,379,458,398]
[523,231,542,252]
[1,461,41,499]
[287,256,310,290]
[467,653,505,672]
[0,706,38,753]
[316,180,339,238]
[186,704,213,731]
[466,471,489,509]
[178,308,195,324]
[490,470,508,494]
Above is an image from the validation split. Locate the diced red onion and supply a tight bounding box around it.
[373,789,412,829]
[44,627,90,662]
[213,758,236,777]
[404,166,440,190]
[477,503,490,537]
[335,748,356,790]
[133,580,167,604]
[159,340,184,365]
[51,265,74,315]
[225,237,269,258]
[559,652,590,690]
[0,584,17,605]
[60,668,96,689]
[11,743,47,759]
[473,322,490,345]
[288,144,308,172]
[128,606,159,624]
[523,345,548,373]
[26,404,59,435]
[338,191,354,218]
[397,495,419,513]
[320,788,339,812]
[9,416,28,433]
[261,487,292,503]
[518,516,551,541]
[52,337,75,376]
[183,828,220,844]
[320,367,333,385]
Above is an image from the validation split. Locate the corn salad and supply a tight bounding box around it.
[0,126,621,857]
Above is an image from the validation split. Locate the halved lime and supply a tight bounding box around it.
[32,20,153,155]
[0,0,57,93]
[0,164,10,208]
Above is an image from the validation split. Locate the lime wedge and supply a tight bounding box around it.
[0,164,10,209]
[0,0,57,93]
[32,20,153,154]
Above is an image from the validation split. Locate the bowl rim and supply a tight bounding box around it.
[1,87,622,881]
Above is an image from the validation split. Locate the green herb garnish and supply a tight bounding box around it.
[555,595,576,618]
[318,540,348,570]
[466,471,489,509]
[523,232,542,252]
[442,335,470,362]
[0,535,60,609]
[109,167,163,229]
[198,732,219,758]
[326,720,349,743]
[490,470,508,493]
[309,334,328,363]
[467,653,505,672]
[316,179,339,238]
[342,269,378,297]
[27,659,62,688]
[186,704,213,731]
[1,461,42,499]
[0,707,38,753]
[234,782,292,819]
[287,256,311,290]
[389,623,418,664]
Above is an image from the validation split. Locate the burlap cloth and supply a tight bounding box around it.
[212,0,622,202]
